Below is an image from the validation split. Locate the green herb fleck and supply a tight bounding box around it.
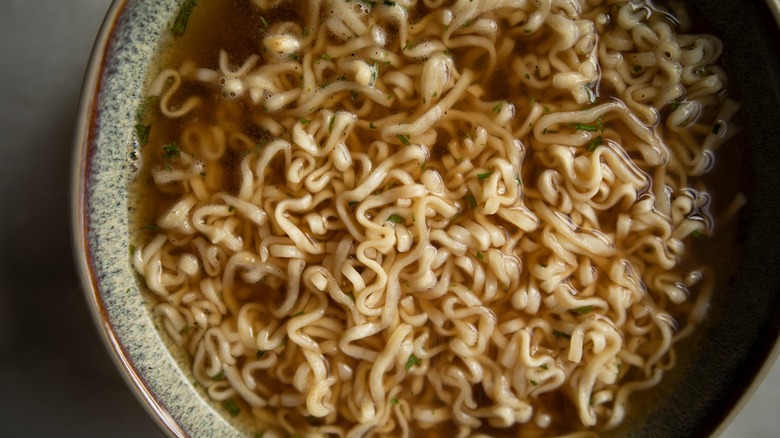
[476,251,484,260]
[528,96,535,106]
[302,27,310,37]
[328,116,336,132]
[172,0,197,37]
[348,201,359,207]
[451,213,462,222]
[633,65,642,73]
[369,122,377,129]
[524,29,532,34]
[320,53,332,60]
[391,397,399,405]
[540,364,548,370]
[584,86,596,103]
[387,214,403,223]
[671,101,681,111]
[553,330,572,340]
[211,371,226,381]
[386,94,393,100]
[465,194,477,209]
[396,134,411,145]
[135,124,151,146]
[530,379,538,386]
[491,103,502,113]
[223,399,241,417]
[256,350,266,359]
[477,171,494,180]
[443,49,452,57]
[691,230,704,239]
[596,116,604,132]
[542,128,548,134]
[129,244,137,255]
[515,176,522,185]
[524,73,531,80]
[228,205,235,212]
[405,354,422,371]
[569,123,598,132]
[163,142,180,158]
[586,135,603,152]
[573,305,594,314]
[143,224,160,231]
[350,90,359,100]
[300,117,310,125]
[292,311,304,317]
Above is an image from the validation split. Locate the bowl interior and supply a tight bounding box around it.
[73,0,780,436]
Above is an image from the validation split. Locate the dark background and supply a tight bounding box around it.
[0,0,775,436]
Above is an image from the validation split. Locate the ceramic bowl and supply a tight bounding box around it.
[72,0,780,436]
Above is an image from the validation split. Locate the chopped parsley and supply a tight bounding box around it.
[476,251,484,260]
[573,305,594,314]
[227,205,235,212]
[633,65,642,73]
[491,103,502,113]
[691,230,704,238]
[256,350,266,359]
[211,371,226,381]
[584,86,596,103]
[596,116,604,132]
[162,142,180,159]
[292,311,305,317]
[477,171,494,180]
[553,330,572,340]
[524,73,531,80]
[405,354,422,371]
[465,194,477,209]
[302,27,309,37]
[129,244,137,255]
[300,117,310,125]
[320,53,332,60]
[528,96,535,106]
[391,397,399,405]
[135,124,151,146]
[328,116,335,132]
[223,399,241,417]
[387,214,403,223]
[396,134,411,145]
[540,364,549,370]
[569,123,598,132]
[172,0,197,37]
[369,122,377,129]
[348,201,359,207]
[586,135,603,152]
[530,379,538,386]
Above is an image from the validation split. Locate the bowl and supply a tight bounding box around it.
[72,0,780,436]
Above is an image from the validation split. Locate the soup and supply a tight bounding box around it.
[129,0,736,436]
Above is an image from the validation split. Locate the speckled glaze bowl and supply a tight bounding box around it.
[72,0,780,436]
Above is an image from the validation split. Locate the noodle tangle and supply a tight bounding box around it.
[132,0,735,436]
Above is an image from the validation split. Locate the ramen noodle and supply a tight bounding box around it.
[130,0,736,435]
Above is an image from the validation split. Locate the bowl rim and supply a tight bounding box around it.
[70,0,780,437]
[71,1,194,436]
